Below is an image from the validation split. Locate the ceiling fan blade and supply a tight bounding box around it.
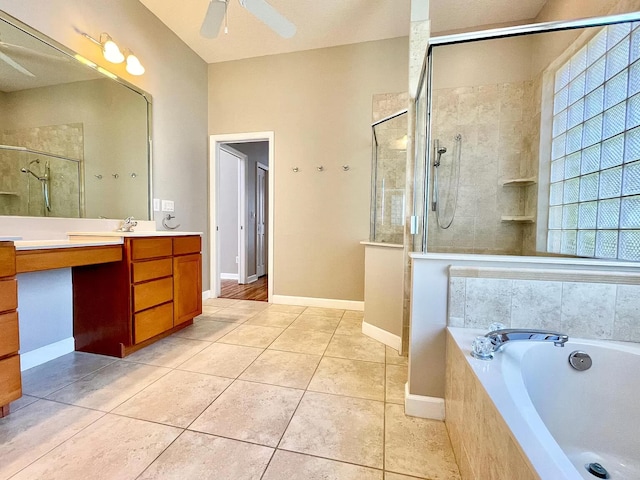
[0,41,69,62]
[239,0,296,38]
[200,0,227,38]
[0,50,35,77]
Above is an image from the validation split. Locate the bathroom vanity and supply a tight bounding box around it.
[0,232,203,416]
[71,234,202,358]
[0,241,20,417]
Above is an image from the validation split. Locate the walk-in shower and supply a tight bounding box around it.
[0,144,81,217]
[431,134,462,229]
[370,109,408,244]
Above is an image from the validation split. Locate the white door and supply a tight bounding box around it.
[256,164,267,277]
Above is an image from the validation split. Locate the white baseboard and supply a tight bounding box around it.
[202,290,212,301]
[404,383,445,420]
[20,337,75,371]
[247,274,258,284]
[272,295,364,311]
[220,273,238,280]
[361,320,402,351]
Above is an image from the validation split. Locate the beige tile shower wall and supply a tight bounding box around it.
[445,332,539,480]
[448,267,640,342]
[0,123,83,217]
[428,80,537,255]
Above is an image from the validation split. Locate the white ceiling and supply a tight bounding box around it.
[140,0,411,63]
[430,0,547,34]
[140,0,549,64]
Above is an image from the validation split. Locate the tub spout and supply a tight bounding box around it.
[472,329,569,360]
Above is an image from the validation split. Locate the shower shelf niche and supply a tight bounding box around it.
[501,177,537,186]
[501,215,535,223]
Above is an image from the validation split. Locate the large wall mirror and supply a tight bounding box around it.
[422,13,640,262]
[0,11,151,220]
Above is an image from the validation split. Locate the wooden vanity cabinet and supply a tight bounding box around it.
[73,235,202,357]
[0,242,21,417]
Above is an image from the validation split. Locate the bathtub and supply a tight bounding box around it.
[446,328,640,480]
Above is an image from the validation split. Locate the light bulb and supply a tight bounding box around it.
[102,38,124,64]
[125,53,145,76]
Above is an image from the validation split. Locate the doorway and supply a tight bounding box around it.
[209,132,274,302]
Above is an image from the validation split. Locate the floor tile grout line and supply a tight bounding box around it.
[4,400,109,480]
[273,446,388,473]
[22,355,118,399]
[132,428,188,480]
[272,309,343,452]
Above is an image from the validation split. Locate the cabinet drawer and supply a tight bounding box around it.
[0,312,19,357]
[0,244,16,277]
[133,277,173,312]
[132,258,173,283]
[0,279,17,313]
[0,355,21,407]
[130,238,172,261]
[134,302,174,344]
[173,236,201,256]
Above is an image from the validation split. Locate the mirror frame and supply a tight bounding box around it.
[416,11,640,256]
[0,10,153,220]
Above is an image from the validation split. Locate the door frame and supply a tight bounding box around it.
[209,132,275,302]
[256,162,269,278]
[218,144,247,284]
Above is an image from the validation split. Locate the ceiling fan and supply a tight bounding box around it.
[200,0,296,39]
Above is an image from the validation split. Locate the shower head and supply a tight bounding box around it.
[437,146,447,155]
[29,158,40,166]
[21,167,42,180]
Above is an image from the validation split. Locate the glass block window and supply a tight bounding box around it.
[549,22,640,261]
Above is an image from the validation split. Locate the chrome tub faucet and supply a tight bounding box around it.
[472,328,569,360]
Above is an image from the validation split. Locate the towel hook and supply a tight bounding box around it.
[292,167,299,173]
[342,165,350,171]
[317,165,324,172]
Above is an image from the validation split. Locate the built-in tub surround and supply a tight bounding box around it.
[407,252,640,419]
[446,327,640,479]
[448,265,640,342]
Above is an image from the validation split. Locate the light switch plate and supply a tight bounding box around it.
[153,198,160,211]
[161,200,175,212]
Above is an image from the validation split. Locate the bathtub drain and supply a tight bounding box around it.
[585,462,609,479]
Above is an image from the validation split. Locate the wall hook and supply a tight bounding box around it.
[292,167,299,173]
[342,165,350,171]
[94,174,103,179]
[112,173,119,179]
[317,166,324,172]
[130,172,137,178]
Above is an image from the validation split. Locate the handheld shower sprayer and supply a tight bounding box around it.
[434,146,447,167]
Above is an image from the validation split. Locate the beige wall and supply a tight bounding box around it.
[209,38,409,301]
[0,0,210,286]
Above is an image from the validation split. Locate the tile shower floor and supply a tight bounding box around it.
[0,299,460,480]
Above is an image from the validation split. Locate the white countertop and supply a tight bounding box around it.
[360,241,403,249]
[15,238,123,250]
[67,231,202,237]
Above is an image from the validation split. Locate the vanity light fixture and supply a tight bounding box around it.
[81,32,145,75]
[99,33,124,63]
[125,51,145,76]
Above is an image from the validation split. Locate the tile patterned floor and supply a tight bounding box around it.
[1,300,460,480]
